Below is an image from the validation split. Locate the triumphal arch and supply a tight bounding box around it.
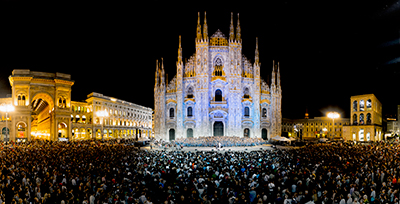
[9,69,74,141]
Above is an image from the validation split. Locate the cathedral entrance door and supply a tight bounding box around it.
[213,122,224,136]
[244,128,250,138]
[187,128,193,138]
[169,129,175,141]
[262,129,268,140]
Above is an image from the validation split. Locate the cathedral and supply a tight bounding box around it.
[154,12,282,141]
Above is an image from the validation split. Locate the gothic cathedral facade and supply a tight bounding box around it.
[154,12,282,141]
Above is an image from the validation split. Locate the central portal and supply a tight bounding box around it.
[213,122,224,136]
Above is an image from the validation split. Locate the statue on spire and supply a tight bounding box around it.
[196,12,202,41]
[255,37,259,64]
[229,12,235,41]
[177,36,182,65]
[203,11,208,40]
[236,13,241,42]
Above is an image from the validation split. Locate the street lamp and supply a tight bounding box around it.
[322,128,328,138]
[0,104,15,142]
[96,110,109,140]
[327,112,340,141]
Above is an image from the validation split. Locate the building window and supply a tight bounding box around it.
[187,87,194,98]
[366,99,372,111]
[17,94,26,106]
[187,107,193,117]
[353,114,358,125]
[213,58,223,76]
[359,129,364,141]
[215,89,222,101]
[243,87,250,99]
[262,108,267,118]
[244,107,250,117]
[353,100,358,112]
[169,108,174,118]
[360,100,365,111]
[366,113,371,124]
[359,113,364,125]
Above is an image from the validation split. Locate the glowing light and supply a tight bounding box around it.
[0,104,15,113]
[327,112,340,119]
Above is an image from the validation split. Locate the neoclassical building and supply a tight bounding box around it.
[343,94,383,141]
[0,69,152,142]
[154,12,282,141]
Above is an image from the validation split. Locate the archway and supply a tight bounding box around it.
[244,128,250,138]
[58,122,68,140]
[109,129,113,139]
[213,122,224,136]
[16,122,28,141]
[262,128,268,140]
[96,129,101,140]
[2,127,9,142]
[187,128,193,138]
[169,129,175,141]
[30,94,53,140]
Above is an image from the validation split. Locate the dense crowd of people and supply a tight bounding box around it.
[173,136,267,147]
[1,138,400,204]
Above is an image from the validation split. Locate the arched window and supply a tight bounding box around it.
[366,99,372,111]
[262,108,267,118]
[75,115,80,123]
[359,113,364,125]
[213,58,223,76]
[353,101,357,112]
[215,89,222,101]
[359,100,365,111]
[244,107,250,117]
[353,114,357,125]
[243,87,250,99]
[187,87,194,99]
[169,108,174,118]
[17,94,26,106]
[82,115,86,124]
[187,107,193,117]
[366,113,371,124]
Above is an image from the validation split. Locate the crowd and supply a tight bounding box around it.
[1,139,400,204]
[173,136,267,147]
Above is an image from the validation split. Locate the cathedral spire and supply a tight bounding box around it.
[177,35,182,65]
[255,37,259,64]
[236,13,241,42]
[203,11,208,40]
[229,12,235,41]
[277,62,281,87]
[155,59,159,87]
[161,57,165,86]
[271,60,276,86]
[196,12,202,41]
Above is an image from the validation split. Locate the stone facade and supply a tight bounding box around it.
[154,12,282,141]
[282,117,350,140]
[1,69,152,141]
[343,94,383,141]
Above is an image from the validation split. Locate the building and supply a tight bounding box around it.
[343,94,383,141]
[0,69,152,142]
[282,115,350,140]
[154,12,282,141]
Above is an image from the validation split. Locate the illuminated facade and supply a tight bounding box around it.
[154,12,282,141]
[343,94,383,141]
[283,117,350,139]
[2,69,152,141]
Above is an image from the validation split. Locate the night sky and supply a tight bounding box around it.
[1,1,399,119]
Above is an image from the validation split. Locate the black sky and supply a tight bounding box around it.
[1,0,399,119]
